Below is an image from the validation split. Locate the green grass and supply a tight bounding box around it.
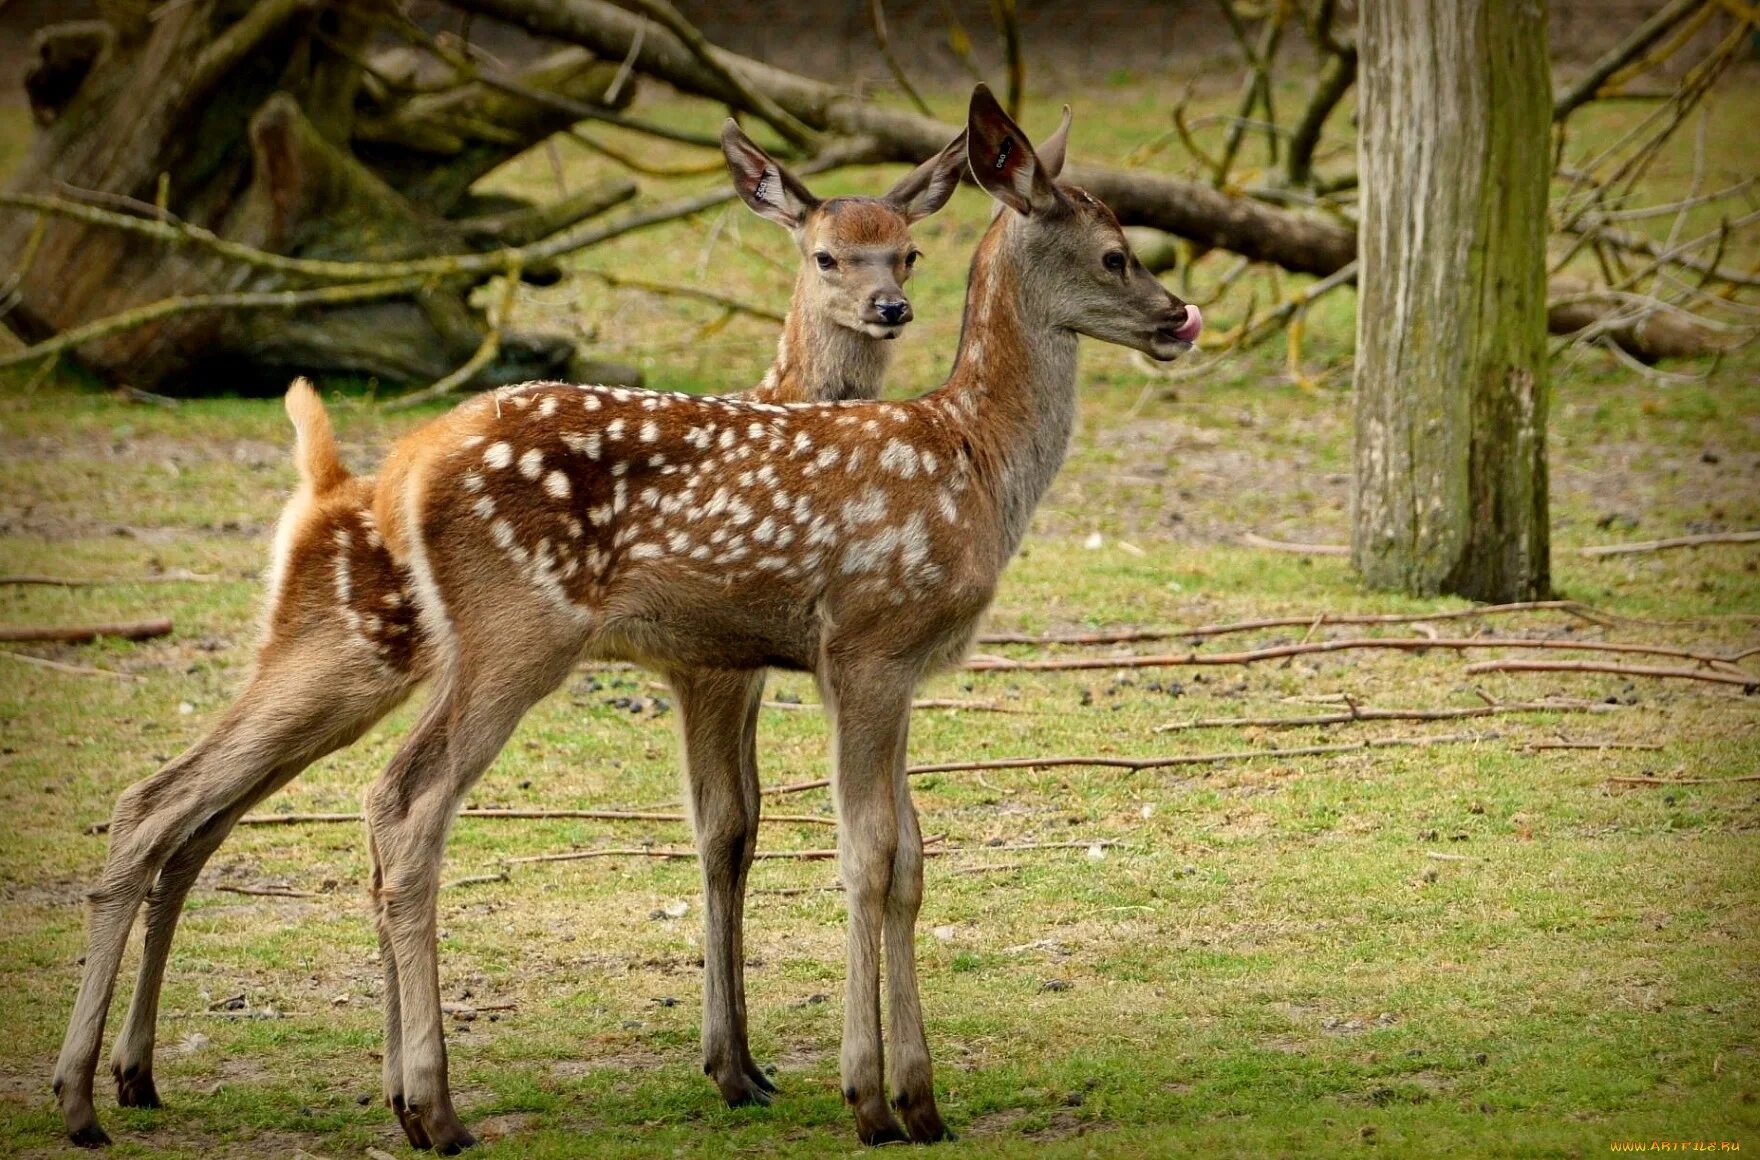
[1,71,1758,1158]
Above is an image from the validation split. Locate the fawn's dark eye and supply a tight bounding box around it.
[815,252,837,271]
[905,250,921,269]
[1102,250,1127,274]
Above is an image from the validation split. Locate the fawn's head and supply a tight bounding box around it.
[964,85,1202,361]
[722,120,967,340]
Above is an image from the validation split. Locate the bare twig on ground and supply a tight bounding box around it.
[764,697,1020,714]
[0,651,141,680]
[213,884,319,899]
[967,636,1747,674]
[1606,773,1760,786]
[762,734,1486,796]
[441,871,510,891]
[1154,700,1619,733]
[1581,530,1760,557]
[507,840,1117,866]
[1465,659,1758,690]
[0,572,220,586]
[1526,740,1664,751]
[0,618,171,643]
[86,807,833,836]
[980,600,1602,646]
[1239,532,1349,556]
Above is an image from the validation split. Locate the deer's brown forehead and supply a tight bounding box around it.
[808,199,912,247]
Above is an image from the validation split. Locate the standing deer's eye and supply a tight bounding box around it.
[1102,250,1127,274]
[815,252,837,271]
[904,250,921,269]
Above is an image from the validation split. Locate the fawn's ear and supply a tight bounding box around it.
[965,84,1061,216]
[721,118,820,229]
[883,128,967,223]
[1037,105,1072,179]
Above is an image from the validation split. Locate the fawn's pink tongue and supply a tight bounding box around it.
[1173,304,1203,343]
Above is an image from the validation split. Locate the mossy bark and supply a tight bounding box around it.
[1352,0,1552,601]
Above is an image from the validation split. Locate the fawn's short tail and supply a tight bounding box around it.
[283,378,350,495]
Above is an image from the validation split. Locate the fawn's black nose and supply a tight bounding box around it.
[874,298,911,326]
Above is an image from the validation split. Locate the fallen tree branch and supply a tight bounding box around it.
[980,601,1603,646]
[1580,529,1760,557]
[509,839,1120,866]
[762,734,1485,795]
[1154,699,1620,733]
[587,268,785,323]
[0,618,171,643]
[967,635,1743,674]
[86,806,836,835]
[1465,659,1758,689]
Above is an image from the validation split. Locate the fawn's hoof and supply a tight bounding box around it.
[389,1094,432,1151]
[114,1068,161,1109]
[68,1121,113,1149]
[708,1054,777,1107]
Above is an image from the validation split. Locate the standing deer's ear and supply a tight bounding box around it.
[721,118,820,229]
[883,128,968,223]
[1036,105,1073,179]
[964,84,1061,216]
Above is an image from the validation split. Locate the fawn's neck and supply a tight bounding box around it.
[755,280,894,404]
[940,216,1081,562]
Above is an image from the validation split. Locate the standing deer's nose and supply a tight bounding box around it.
[874,298,911,326]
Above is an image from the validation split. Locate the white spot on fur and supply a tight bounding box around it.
[519,448,544,480]
[485,442,513,470]
[544,471,571,500]
[880,438,919,478]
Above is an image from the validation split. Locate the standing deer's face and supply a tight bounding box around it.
[722,121,968,340]
[964,88,1203,361]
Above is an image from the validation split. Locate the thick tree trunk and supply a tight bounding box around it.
[1351,0,1552,601]
[0,2,639,394]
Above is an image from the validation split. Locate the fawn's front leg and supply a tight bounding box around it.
[669,666,776,1107]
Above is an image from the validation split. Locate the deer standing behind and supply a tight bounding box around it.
[51,125,968,1149]
[326,85,1196,1151]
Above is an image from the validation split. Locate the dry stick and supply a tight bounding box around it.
[213,884,318,899]
[1526,740,1663,751]
[1606,774,1760,786]
[85,806,834,836]
[1239,531,1349,556]
[441,871,510,891]
[763,734,1485,796]
[0,651,141,681]
[867,0,933,117]
[0,618,172,643]
[1465,659,1758,690]
[966,636,1749,674]
[0,572,220,586]
[764,697,1021,714]
[1154,700,1620,733]
[1581,530,1760,557]
[979,600,1598,646]
[509,840,1119,866]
